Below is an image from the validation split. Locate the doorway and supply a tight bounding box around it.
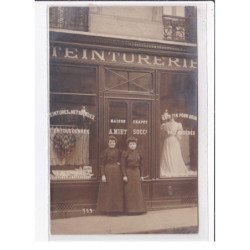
[104,97,152,178]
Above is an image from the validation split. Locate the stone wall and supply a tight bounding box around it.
[89,6,164,40]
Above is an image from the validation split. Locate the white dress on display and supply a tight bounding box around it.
[160,119,190,177]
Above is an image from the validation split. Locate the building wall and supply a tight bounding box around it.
[89,6,164,40]
[163,6,185,17]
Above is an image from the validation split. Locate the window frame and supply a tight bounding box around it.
[49,62,99,180]
[156,70,198,178]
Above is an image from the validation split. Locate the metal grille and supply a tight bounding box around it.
[49,7,89,31]
[162,14,196,43]
[181,197,197,204]
[55,203,74,211]
[162,15,187,42]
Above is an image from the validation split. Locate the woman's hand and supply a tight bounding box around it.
[123,176,128,182]
[141,175,149,181]
[101,175,107,182]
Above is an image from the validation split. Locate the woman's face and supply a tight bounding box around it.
[128,142,137,150]
[108,140,116,148]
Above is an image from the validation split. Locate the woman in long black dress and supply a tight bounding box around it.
[121,137,146,214]
[96,136,124,213]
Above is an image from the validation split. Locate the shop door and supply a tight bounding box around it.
[104,98,152,178]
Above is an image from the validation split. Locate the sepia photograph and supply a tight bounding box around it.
[48,2,203,236]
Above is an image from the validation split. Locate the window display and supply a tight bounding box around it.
[159,72,198,177]
[160,110,197,178]
[50,65,98,180]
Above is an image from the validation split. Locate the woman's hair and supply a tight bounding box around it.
[108,135,118,143]
[126,137,138,144]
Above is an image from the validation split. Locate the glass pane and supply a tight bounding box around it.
[159,73,198,178]
[129,72,153,92]
[132,101,150,177]
[105,69,128,90]
[50,65,97,94]
[50,94,98,180]
[108,101,128,150]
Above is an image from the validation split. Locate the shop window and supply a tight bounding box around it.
[50,65,98,180]
[50,65,97,94]
[159,72,198,178]
[105,68,153,93]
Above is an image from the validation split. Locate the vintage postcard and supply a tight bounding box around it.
[35,0,214,239]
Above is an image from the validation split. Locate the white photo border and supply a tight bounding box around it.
[35,1,214,241]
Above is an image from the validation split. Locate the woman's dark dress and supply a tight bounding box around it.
[96,148,124,212]
[121,149,146,213]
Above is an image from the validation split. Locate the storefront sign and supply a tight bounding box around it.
[110,119,126,124]
[109,129,127,135]
[162,112,197,121]
[133,129,148,135]
[51,128,89,134]
[133,120,148,124]
[51,166,93,180]
[179,130,196,136]
[51,46,197,70]
[50,107,95,120]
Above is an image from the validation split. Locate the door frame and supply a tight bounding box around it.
[103,92,155,179]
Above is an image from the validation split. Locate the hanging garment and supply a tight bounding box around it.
[160,120,194,178]
[50,128,89,166]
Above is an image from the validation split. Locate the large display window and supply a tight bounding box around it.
[158,72,198,178]
[50,64,98,180]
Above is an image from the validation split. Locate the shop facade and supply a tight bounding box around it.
[50,14,198,218]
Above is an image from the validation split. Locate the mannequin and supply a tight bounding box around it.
[160,110,190,177]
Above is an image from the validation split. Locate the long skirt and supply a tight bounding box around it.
[160,135,189,177]
[124,167,146,213]
[96,163,124,212]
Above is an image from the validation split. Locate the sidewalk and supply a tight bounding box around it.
[51,207,198,235]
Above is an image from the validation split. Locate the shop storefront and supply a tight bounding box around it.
[50,30,198,218]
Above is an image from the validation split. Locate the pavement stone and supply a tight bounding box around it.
[50,207,198,235]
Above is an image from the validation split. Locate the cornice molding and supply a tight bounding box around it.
[50,30,197,57]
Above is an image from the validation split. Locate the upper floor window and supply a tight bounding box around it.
[49,7,89,31]
[162,6,197,43]
[49,6,196,43]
